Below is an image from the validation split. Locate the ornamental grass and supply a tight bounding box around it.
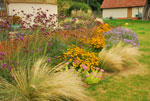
[0,58,92,101]
[99,42,141,72]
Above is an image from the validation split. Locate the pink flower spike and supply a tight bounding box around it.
[81,64,88,70]
[48,58,51,62]
[101,69,104,72]
[70,66,73,69]
[69,69,74,72]
[86,75,90,77]
[65,62,69,65]
[94,75,97,78]
[91,72,94,75]
[96,67,99,70]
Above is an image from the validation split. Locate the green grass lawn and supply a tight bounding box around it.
[88,20,150,101]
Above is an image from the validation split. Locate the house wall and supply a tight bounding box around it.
[103,7,144,18]
[132,7,144,17]
[8,3,57,24]
[102,8,127,18]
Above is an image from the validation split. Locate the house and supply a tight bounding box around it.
[0,0,57,21]
[143,0,150,20]
[101,0,147,19]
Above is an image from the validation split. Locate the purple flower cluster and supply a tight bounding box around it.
[104,27,139,48]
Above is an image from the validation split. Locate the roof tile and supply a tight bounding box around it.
[101,0,146,8]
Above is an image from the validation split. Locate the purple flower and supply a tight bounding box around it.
[11,61,14,64]
[20,33,24,36]
[54,56,58,59]
[48,58,51,62]
[8,66,12,70]
[36,48,39,52]
[105,27,139,47]
[48,41,53,46]
[1,63,7,68]
[68,55,72,58]
[19,36,24,41]
[0,52,5,56]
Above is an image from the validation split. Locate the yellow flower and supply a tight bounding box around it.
[63,45,99,71]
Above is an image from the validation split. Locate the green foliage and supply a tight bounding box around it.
[99,42,141,72]
[67,2,91,16]
[89,0,101,11]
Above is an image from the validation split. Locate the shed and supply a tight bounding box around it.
[101,0,147,19]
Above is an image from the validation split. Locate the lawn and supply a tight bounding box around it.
[89,20,150,101]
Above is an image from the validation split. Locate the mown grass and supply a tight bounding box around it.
[89,20,150,101]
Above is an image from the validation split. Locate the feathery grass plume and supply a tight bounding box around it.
[99,42,141,72]
[0,58,93,101]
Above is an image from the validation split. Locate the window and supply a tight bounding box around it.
[0,0,4,11]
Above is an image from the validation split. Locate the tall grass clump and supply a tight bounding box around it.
[99,42,141,72]
[0,58,92,101]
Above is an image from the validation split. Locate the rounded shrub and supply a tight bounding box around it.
[67,2,91,16]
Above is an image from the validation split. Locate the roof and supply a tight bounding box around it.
[101,0,146,9]
[8,0,57,5]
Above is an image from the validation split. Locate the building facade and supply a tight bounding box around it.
[0,0,57,17]
[101,0,146,19]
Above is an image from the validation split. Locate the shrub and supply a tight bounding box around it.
[98,42,141,72]
[104,27,139,49]
[0,58,92,101]
[67,2,91,16]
